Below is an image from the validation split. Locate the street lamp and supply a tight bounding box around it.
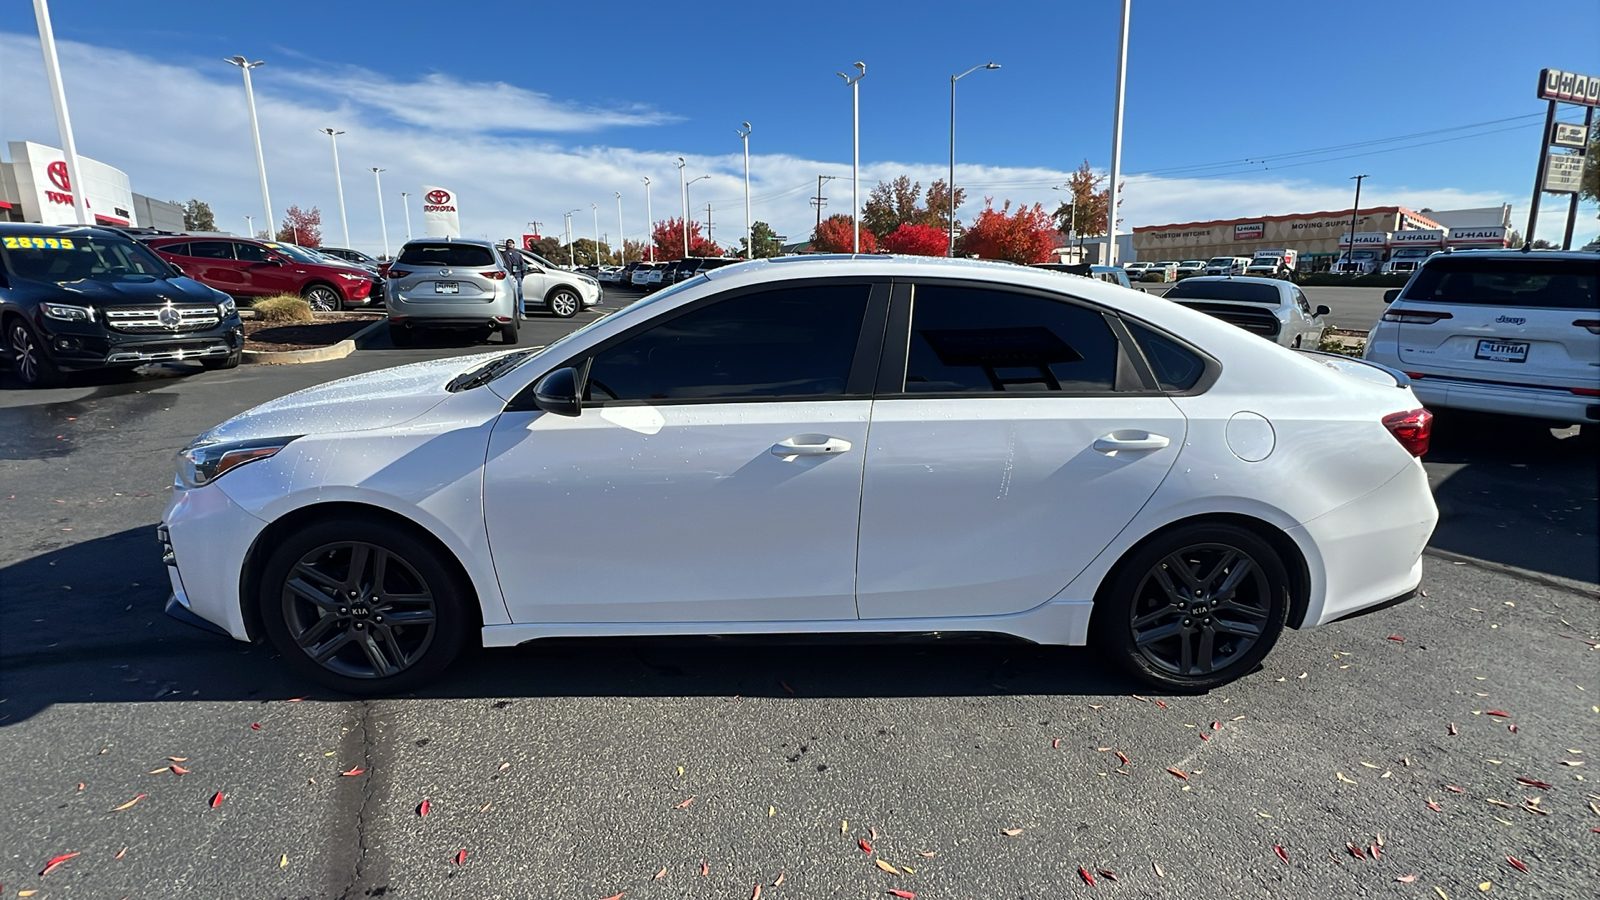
[1105,0,1130,266]
[591,203,601,267]
[676,158,709,258]
[244,214,254,238]
[399,192,412,242]
[836,62,866,253]
[737,122,752,258]
[614,191,624,265]
[371,167,389,258]
[949,62,1000,256]
[224,55,273,235]
[319,128,350,248]
[642,177,654,262]
[563,208,581,267]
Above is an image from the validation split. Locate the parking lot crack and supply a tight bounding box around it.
[334,699,387,900]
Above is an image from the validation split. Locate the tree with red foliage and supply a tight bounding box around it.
[881,223,948,256]
[275,205,322,247]
[811,214,877,253]
[651,217,720,260]
[960,200,1055,263]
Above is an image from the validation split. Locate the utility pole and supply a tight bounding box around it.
[812,174,837,233]
[706,203,714,245]
[1345,174,1367,272]
[642,177,654,262]
[737,122,752,258]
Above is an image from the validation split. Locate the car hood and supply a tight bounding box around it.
[51,276,225,307]
[198,351,508,444]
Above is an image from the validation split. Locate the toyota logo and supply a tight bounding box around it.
[426,189,451,204]
[47,161,71,191]
[157,306,182,329]
[437,268,452,277]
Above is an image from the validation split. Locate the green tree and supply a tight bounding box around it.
[178,198,216,232]
[863,176,927,239]
[1051,159,1121,237]
[1581,121,1599,211]
[920,179,966,233]
[737,221,784,258]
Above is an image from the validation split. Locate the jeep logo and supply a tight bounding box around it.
[1494,315,1526,325]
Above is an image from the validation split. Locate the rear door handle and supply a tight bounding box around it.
[1093,432,1171,453]
[771,435,852,457]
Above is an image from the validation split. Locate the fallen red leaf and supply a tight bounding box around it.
[287,697,306,702]
[1116,751,1130,766]
[701,860,709,876]
[1347,843,1366,860]
[1387,635,1405,642]
[251,723,261,730]
[858,839,873,853]
[418,799,431,817]
[888,891,916,899]
[40,852,79,876]
[1098,868,1118,881]
[752,886,762,900]
[210,791,224,808]
[1153,700,1169,709]
[1425,800,1443,811]
[1199,732,1211,741]
[780,681,795,695]
[454,849,467,865]
[1274,845,1289,863]
[1166,767,1189,780]
[1485,710,1510,717]
[1508,724,1518,733]
[1371,844,1381,859]
[1446,784,1465,793]
[598,894,625,900]
[340,767,366,777]
[652,867,666,881]
[1447,723,1458,735]
[170,765,189,775]
[773,872,786,886]
[1211,721,1221,730]
[111,793,148,812]
[1506,856,1529,873]
[675,796,695,809]
[1079,867,1096,885]
[1396,874,1417,883]
[1051,738,1061,749]
[1515,777,1552,790]
[113,847,127,860]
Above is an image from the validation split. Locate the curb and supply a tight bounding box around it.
[242,318,387,366]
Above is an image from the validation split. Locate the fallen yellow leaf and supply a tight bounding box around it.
[1479,883,1491,892]
[280,854,289,868]
[1001,828,1024,836]
[1436,887,1450,900]
[841,819,848,833]
[1359,761,1380,769]
[1336,772,1358,784]
[875,859,900,875]
[768,806,775,817]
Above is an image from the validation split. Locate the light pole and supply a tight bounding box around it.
[1105,0,1130,266]
[642,177,654,262]
[614,191,624,264]
[399,192,412,242]
[223,55,273,235]
[836,62,866,253]
[564,208,581,267]
[319,128,350,248]
[737,122,752,258]
[676,159,689,258]
[244,214,254,238]
[591,203,601,266]
[370,168,389,258]
[1345,175,1368,272]
[949,62,1000,256]
[33,1,90,225]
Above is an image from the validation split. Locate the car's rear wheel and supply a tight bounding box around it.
[259,518,471,694]
[500,316,520,344]
[548,288,580,318]
[1093,523,1288,692]
[7,318,65,388]
[303,284,343,312]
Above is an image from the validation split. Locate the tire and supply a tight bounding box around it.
[202,351,242,370]
[388,323,413,346]
[303,283,343,312]
[258,516,473,694]
[6,317,66,388]
[547,288,580,318]
[500,316,520,345]
[1091,523,1289,692]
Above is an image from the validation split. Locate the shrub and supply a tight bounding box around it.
[1318,325,1366,357]
[253,294,315,324]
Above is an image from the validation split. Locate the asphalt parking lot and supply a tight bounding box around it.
[1,285,1595,899]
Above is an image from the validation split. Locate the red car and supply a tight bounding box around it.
[145,236,376,311]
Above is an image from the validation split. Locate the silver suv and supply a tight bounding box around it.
[386,238,519,345]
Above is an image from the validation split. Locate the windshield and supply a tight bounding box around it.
[1181,260,1205,267]
[1207,257,1234,265]
[1393,249,1429,258]
[2,233,174,284]
[266,242,330,265]
[1166,279,1283,304]
[1252,257,1280,265]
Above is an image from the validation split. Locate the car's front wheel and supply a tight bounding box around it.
[258,517,472,694]
[303,284,343,312]
[1092,523,1289,692]
[7,317,65,388]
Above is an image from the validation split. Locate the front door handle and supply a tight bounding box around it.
[771,435,852,457]
[1093,432,1171,453]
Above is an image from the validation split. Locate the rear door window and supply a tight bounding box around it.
[1403,257,1599,309]
[185,241,234,260]
[232,242,271,263]
[396,243,497,267]
[156,242,190,256]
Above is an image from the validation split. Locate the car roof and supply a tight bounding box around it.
[1425,249,1599,262]
[399,236,497,248]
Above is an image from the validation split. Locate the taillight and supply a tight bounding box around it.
[1381,310,1453,324]
[1574,319,1600,335]
[483,270,508,280]
[1382,408,1433,457]
[1570,387,1600,397]
[387,268,412,278]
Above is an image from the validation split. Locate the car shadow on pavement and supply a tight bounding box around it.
[0,526,1138,727]
[1424,414,1597,585]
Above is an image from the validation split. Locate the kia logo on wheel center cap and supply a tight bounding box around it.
[425,189,451,204]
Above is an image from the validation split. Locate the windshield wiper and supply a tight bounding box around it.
[445,347,542,393]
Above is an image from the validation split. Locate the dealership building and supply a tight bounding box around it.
[1130,204,1513,265]
[0,141,185,232]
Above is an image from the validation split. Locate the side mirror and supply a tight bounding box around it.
[265,256,285,266]
[168,262,186,277]
[1383,289,1401,304]
[1315,304,1331,317]
[532,367,582,417]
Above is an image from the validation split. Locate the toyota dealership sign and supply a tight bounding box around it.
[422,185,461,237]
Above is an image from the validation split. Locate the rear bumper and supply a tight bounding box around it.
[1409,377,1598,422]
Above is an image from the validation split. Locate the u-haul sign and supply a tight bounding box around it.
[1538,68,1600,108]
[1390,229,1446,246]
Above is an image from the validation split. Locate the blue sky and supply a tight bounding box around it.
[3,0,1596,252]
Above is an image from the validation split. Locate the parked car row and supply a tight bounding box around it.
[626,257,743,291]
[144,235,382,311]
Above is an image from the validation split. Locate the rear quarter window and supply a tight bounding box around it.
[396,243,497,267]
[1404,257,1599,309]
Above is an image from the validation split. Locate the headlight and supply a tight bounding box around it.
[40,301,94,322]
[218,297,237,317]
[177,435,300,488]
[338,273,366,281]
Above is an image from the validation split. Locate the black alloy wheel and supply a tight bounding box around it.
[7,319,64,387]
[1094,524,1288,691]
[303,284,343,312]
[260,518,469,693]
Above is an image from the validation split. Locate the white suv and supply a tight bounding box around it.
[1363,250,1600,426]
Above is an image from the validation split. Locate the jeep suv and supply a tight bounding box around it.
[145,236,376,311]
[1363,250,1600,426]
[385,238,521,344]
[2,224,244,387]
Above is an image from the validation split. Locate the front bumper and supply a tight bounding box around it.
[38,315,244,371]
[161,484,268,642]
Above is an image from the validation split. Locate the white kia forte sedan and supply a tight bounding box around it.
[160,256,1438,694]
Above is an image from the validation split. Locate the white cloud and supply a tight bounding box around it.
[1,30,1592,256]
